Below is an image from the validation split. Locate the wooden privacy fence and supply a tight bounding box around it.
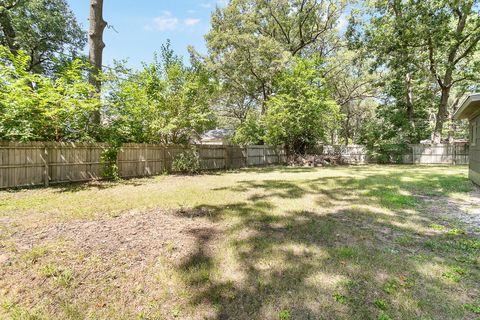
[403,144,469,165]
[0,141,469,189]
[319,144,469,165]
[0,142,286,189]
[321,145,370,164]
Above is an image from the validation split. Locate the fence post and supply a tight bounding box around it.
[43,144,49,187]
[162,146,167,173]
[453,144,456,165]
[263,146,267,165]
[115,144,121,178]
[224,145,229,170]
[144,143,148,176]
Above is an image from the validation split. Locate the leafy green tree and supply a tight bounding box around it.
[323,49,379,144]
[206,0,346,121]
[264,56,340,153]
[0,46,99,141]
[0,0,86,74]
[105,43,217,144]
[231,109,265,145]
[351,0,480,143]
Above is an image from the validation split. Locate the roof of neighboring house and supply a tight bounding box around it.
[201,129,235,141]
[454,93,480,120]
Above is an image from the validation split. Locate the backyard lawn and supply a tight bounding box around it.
[0,165,479,320]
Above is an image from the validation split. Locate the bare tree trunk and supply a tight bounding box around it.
[432,86,451,144]
[89,0,107,125]
[405,73,414,126]
[447,96,463,143]
[344,105,351,145]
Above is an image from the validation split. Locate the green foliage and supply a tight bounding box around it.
[463,303,480,314]
[325,49,379,145]
[278,310,291,320]
[100,144,121,180]
[377,312,392,320]
[55,267,74,287]
[374,299,388,311]
[232,110,265,145]
[0,0,86,74]
[39,264,59,278]
[349,0,480,142]
[171,148,201,174]
[0,46,99,141]
[264,56,340,153]
[365,143,409,164]
[333,292,347,304]
[206,0,345,126]
[382,279,399,295]
[336,246,355,259]
[359,113,411,163]
[442,266,467,283]
[105,42,216,144]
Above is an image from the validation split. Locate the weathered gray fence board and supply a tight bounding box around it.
[410,144,468,165]
[319,144,469,165]
[0,142,286,188]
[0,141,468,189]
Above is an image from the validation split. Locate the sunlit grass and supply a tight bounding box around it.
[0,165,478,319]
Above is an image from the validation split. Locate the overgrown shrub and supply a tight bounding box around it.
[172,149,201,174]
[101,145,121,179]
[366,143,409,164]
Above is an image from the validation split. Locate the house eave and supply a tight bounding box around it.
[454,93,480,120]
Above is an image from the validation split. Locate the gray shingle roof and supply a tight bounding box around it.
[201,129,235,140]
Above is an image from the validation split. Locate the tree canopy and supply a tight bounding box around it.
[0,0,478,155]
[0,0,86,74]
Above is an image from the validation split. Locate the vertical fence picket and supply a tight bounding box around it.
[0,141,469,188]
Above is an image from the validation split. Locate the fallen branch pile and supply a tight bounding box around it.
[287,154,344,166]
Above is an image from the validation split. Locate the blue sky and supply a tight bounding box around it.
[67,0,227,69]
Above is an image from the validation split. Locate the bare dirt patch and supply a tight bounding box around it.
[1,209,224,319]
[420,189,480,235]
[11,209,220,261]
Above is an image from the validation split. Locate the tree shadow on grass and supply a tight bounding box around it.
[179,205,478,319]
[174,170,478,319]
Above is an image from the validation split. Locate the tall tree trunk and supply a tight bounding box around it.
[405,73,414,126]
[89,0,107,125]
[447,96,462,143]
[432,86,451,144]
[344,105,351,145]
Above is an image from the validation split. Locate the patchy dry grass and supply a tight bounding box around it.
[0,165,479,319]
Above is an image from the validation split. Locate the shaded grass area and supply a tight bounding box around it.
[0,165,479,319]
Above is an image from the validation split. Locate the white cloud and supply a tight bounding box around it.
[152,11,179,31]
[200,0,227,8]
[200,0,229,9]
[184,18,200,26]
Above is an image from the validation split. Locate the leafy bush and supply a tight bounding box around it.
[264,56,340,154]
[365,143,409,164]
[0,46,99,142]
[232,110,265,145]
[101,145,120,179]
[172,149,201,174]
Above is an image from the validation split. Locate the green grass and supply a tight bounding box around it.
[0,165,479,319]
